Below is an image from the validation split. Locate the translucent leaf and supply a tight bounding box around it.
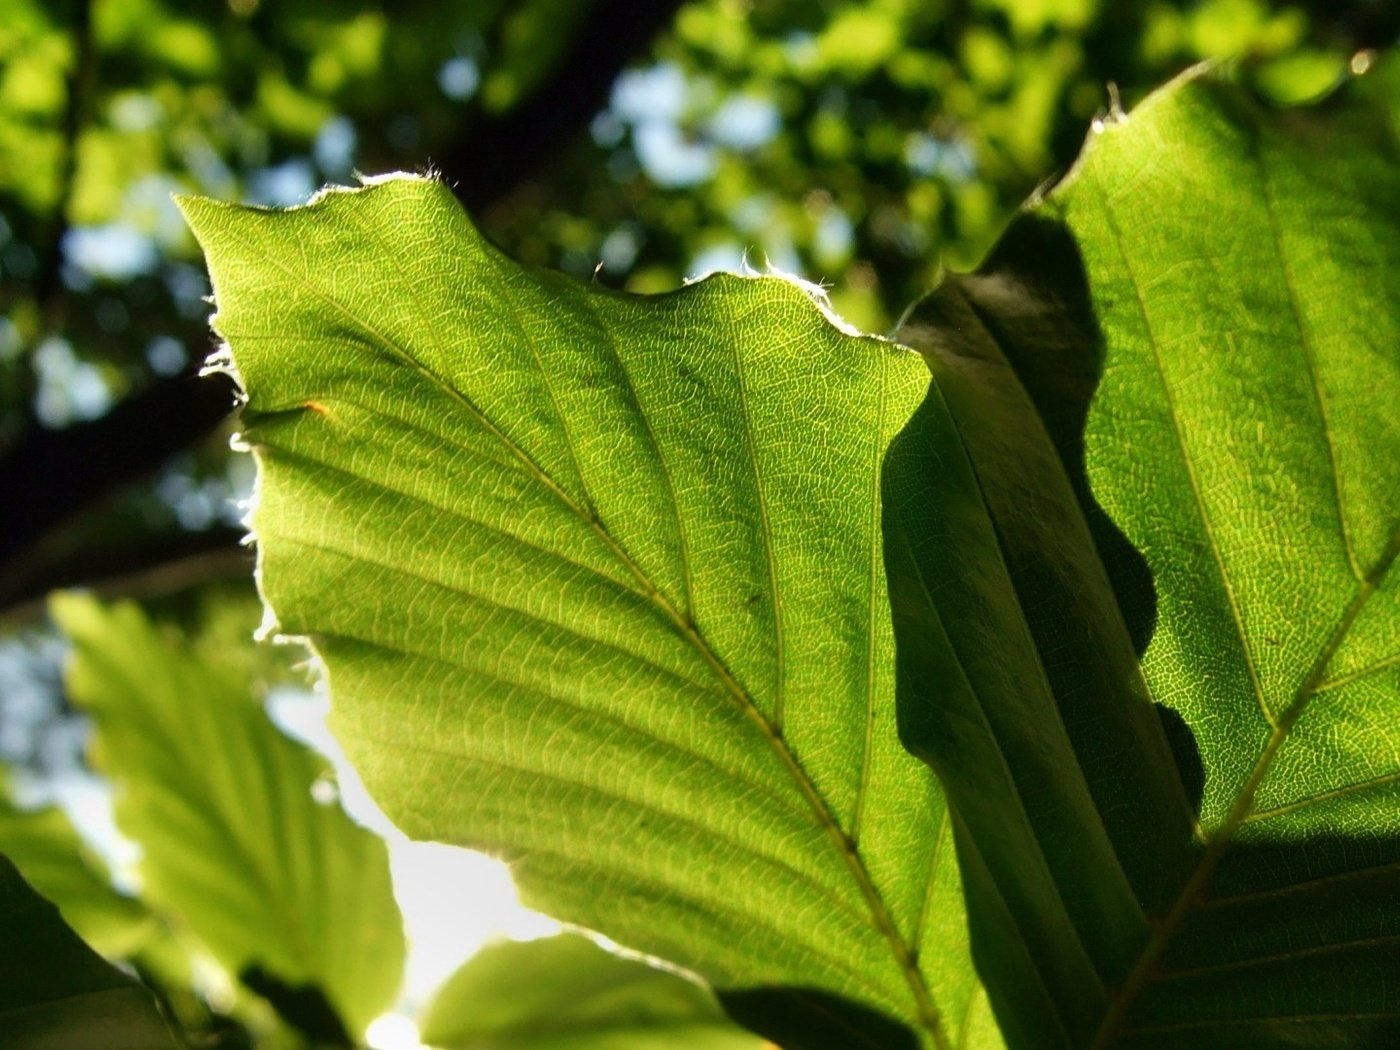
[419,933,760,1049]
[179,177,998,1050]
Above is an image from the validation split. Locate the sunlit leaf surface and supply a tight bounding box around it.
[0,773,153,959]
[180,177,999,1050]
[419,933,761,1049]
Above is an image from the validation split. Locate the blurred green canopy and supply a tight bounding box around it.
[0,0,1392,623]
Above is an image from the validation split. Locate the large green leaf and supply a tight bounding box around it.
[0,853,179,1049]
[418,933,761,1049]
[885,66,1400,1046]
[178,177,999,1050]
[51,594,406,1040]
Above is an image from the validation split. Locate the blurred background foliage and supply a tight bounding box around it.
[0,0,1395,1045]
[0,0,1395,622]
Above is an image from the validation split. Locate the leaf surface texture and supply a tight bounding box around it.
[885,68,1400,1047]
[180,178,998,1050]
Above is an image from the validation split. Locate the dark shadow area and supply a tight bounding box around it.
[239,965,353,1048]
[950,215,1158,654]
[719,986,921,1050]
[901,213,1207,816]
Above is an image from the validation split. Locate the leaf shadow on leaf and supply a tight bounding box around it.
[957,213,1206,813]
[718,986,920,1050]
[883,210,1400,1046]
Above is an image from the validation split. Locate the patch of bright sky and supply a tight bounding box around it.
[437,56,480,102]
[686,242,748,279]
[165,262,212,320]
[613,68,782,180]
[109,92,165,134]
[247,158,318,207]
[63,225,159,281]
[366,1012,425,1050]
[633,123,715,188]
[266,686,558,1009]
[146,334,187,376]
[782,31,820,71]
[691,193,803,279]
[814,208,854,266]
[0,633,139,891]
[154,467,226,530]
[181,136,236,199]
[904,132,976,180]
[0,635,65,766]
[33,337,112,426]
[600,225,640,272]
[612,63,688,123]
[125,175,193,247]
[314,116,358,177]
[708,95,780,150]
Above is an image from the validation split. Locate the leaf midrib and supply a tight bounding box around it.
[246,219,947,1047]
[1086,167,1400,1044]
[1092,519,1400,1047]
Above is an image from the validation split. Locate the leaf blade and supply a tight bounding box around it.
[884,65,1400,1047]
[180,177,997,1050]
[0,854,179,1049]
[419,933,761,1050]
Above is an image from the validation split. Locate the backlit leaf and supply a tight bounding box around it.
[179,176,999,1050]
[52,594,405,1040]
[885,66,1400,1047]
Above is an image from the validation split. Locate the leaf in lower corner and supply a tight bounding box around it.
[0,853,180,1049]
[885,64,1400,1047]
[420,933,761,1049]
[51,593,405,1041]
[178,176,999,1050]
[0,769,155,960]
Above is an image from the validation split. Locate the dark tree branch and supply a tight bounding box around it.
[436,0,688,213]
[0,525,251,631]
[0,369,239,574]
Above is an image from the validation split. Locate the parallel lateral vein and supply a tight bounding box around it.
[348,733,869,926]
[315,630,812,821]
[895,519,1107,998]
[1253,140,1362,582]
[573,290,697,618]
[254,237,945,1044]
[1155,932,1400,982]
[460,836,898,1001]
[1089,201,1275,732]
[850,353,889,845]
[1121,1012,1400,1037]
[285,535,715,694]
[1090,522,1400,1045]
[1242,768,1400,824]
